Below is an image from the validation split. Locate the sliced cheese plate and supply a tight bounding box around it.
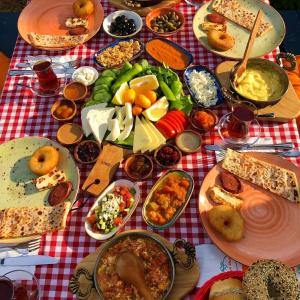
[0,137,80,244]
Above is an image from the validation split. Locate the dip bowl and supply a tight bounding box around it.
[230,58,289,107]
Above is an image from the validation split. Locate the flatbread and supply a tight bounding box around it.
[212,0,273,36]
[0,202,71,239]
[28,32,88,48]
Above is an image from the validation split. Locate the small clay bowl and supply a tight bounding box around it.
[63,81,88,101]
[74,140,101,164]
[189,108,218,133]
[175,130,202,154]
[56,123,84,146]
[124,153,153,181]
[146,8,185,37]
[154,144,182,169]
[51,99,77,122]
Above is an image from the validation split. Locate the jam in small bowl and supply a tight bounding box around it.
[74,140,101,164]
[154,144,182,169]
[190,108,218,133]
[124,154,153,181]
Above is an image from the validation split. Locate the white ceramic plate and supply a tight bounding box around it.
[85,179,140,240]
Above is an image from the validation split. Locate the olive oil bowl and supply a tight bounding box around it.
[229,58,289,107]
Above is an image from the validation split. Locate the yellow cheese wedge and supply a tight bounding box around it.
[141,118,159,152]
[144,118,166,145]
[133,116,152,153]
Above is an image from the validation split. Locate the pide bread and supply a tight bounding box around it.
[28,32,88,48]
[65,17,88,28]
[201,22,227,32]
[208,185,243,209]
[0,202,71,239]
[209,278,245,300]
[222,149,300,203]
[212,0,272,37]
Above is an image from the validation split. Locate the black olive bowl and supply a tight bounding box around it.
[103,10,143,39]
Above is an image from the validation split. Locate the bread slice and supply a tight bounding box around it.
[201,22,226,32]
[0,202,71,239]
[222,149,300,203]
[28,32,88,48]
[65,17,88,28]
[208,185,243,209]
[212,0,272,37]
[209,278,244,300]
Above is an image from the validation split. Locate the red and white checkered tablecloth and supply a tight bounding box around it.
[1,0,300,299]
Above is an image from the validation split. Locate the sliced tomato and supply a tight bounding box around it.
[168,110,189,127]
[156,119,177,138]
[86,214,97,224]
[119,202,125,212]
[164,114,185,132]
[114,217,123,226]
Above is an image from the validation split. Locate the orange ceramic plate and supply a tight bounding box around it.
[199,152,300,267]
[18,0,104,50]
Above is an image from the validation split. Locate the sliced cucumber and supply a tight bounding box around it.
[95,76,115,86]
[101,69,116,78]
[94,84,109,92]
[93,92,112,102]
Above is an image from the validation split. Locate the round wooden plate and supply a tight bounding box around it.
[193,0,285,59]
[199,152,300,266]
[18,0,104,51]
[0,137,80,244]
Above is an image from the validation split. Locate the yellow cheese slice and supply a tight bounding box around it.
[141,118,159,152]
[133,116,152,153]
[144,118,166,145]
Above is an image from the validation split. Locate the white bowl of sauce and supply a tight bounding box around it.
[175,130,202,154]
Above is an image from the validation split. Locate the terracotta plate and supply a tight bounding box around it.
[18,0,104,50]
[193,0,285,59]
[199,152,300,266]
[0,137,80,244]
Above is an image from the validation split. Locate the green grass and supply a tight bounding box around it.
[271,0,300,10]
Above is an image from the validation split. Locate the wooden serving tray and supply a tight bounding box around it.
[215,61,300,122]
[69,230,200,300]
[108,0,181,16]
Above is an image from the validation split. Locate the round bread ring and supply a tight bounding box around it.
[243,259,300,300]
[28,145,60,175]
[207,30,235,52]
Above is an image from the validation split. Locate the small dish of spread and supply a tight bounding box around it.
[74,140,101,164]
[72,66,98,86]
[56,123,84,146]
[190,108,218,133]
[63,81,88,101]
[154,144,182,169]
[124,154,153,181]
[51,99,76,121]
[175,130,202,153]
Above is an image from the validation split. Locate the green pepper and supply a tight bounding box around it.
[158,79,176,101]
[101,69,116,78]
[120,61,133,74]
[95,76,115,86]
[171,80,183,97]
[112,63,143,94]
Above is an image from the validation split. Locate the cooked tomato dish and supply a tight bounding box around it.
[146,173,190,225]
[97,237,171,299]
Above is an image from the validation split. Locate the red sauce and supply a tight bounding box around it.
[33,60,59,93]
[0,279,14,300]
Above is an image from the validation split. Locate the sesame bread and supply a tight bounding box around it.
[0,202,71,239]
[222,149,300,203]
[208,185,243,209]
[65,17,88,28]
[212,0,272,37]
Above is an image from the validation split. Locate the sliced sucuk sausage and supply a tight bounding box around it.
[220,171,241,194]
[48,181,73,206]
[207,13,226,24]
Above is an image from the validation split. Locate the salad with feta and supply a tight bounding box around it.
[86,185,135,234]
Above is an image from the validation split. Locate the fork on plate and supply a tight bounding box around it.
[0,237,41,255]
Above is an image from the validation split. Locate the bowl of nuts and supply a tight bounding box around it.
[146,8,185,37]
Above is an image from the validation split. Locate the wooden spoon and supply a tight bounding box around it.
[235,9,263,80]
[116,252,154,300]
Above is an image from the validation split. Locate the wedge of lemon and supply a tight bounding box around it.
[129,75,159,94]
[142,96,169,122]
[112,82,129,105]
